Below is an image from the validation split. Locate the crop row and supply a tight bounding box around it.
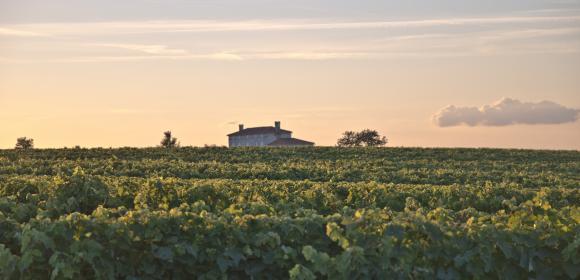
[2,147,579,163]
[0,158,577,188]
[1,172,578,219]
[1,192,578,279]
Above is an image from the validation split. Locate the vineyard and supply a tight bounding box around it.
[0,147,578,279]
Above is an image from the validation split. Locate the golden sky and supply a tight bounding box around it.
[1,1,579,149]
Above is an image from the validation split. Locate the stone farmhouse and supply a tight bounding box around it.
[228,121,314,147]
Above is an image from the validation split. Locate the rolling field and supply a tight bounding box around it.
[0,147,579,279]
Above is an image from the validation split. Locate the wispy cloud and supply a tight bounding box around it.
[0,51,366,63]
[2,44,578,64]
[85,43,244,61]
[2,14,579,63]
[370,27,580,56]
[93,43,189,55]
[433,98,580,127]
[479,27,580,41]
[209,52,244,61]
[3,15,580,36]
[245,51,370,60]
[78,52,243,62]
[0,27,47,37]
[4,52,243,63]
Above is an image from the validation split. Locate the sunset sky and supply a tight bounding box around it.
[1,0,579,149]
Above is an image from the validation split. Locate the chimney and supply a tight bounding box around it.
[239,124,244,131]
[275,121,281,133]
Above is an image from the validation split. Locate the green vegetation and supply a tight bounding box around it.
[14,138,34,150]
[0,147,578,279]
[160,131,179,148]
[337,129,387,147]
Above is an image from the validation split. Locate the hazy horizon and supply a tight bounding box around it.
[1,0,579,150]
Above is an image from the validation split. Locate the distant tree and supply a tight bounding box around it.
[160,132,177,148]
[160,131,179,148]
[337,131,361,147]
[15,137,34,150]
[337,129,387,147]
[356,129,387,147]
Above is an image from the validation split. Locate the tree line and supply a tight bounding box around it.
[12,129,388,149]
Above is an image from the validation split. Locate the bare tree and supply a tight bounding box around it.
[160,131,179,148]
[15,137,34,149]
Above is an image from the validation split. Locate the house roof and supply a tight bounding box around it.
[268,138,314,146]
[228,126,292,137]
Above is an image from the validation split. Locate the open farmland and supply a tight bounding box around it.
[0,147,579,279]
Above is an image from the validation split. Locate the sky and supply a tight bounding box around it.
[1,0,579,149]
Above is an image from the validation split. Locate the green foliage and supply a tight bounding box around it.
[15,137,34,150]
[44,168,109,217]
[337,129,387,147]
[0,244,18,278]
[0,147,578,279]
[160,131,178,148]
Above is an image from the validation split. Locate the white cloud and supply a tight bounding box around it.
[3,15,580,36]
[246,51,369,60]
[93,43,188,55]
[433,98,580,127]
[29,52,243,63]
[0,27,47,37]
[207,52,244,61]
[1,14,579,64]
[0,51,369,63]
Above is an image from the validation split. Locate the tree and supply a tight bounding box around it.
[160,131,179,148]
[337,131,361,147]
[15,137,34,149]
[356,129,387,147]
[337,129,387,147]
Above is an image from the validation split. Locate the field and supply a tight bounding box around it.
[0,147,579,279]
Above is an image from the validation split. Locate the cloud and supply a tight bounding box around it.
[128,16,579,34]
[3,15,580,36]
[433,98,580,127]
[93,43,189,55]
[2,13,579,64]
[247,51,369,60]
[0,51,366,63]
[19,52,243,63]
[0,27,47,37]
[208,52,244,61]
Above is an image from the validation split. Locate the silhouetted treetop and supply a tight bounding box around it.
[337,129,387,147]
[160,131,179,148]
[15,137,34,150]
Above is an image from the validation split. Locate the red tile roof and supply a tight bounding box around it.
[268,138,314,146]
[228,126,292,137]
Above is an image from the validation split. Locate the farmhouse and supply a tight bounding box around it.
[228,121,314,147]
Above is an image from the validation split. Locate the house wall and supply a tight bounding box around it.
[229,132,291,147]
